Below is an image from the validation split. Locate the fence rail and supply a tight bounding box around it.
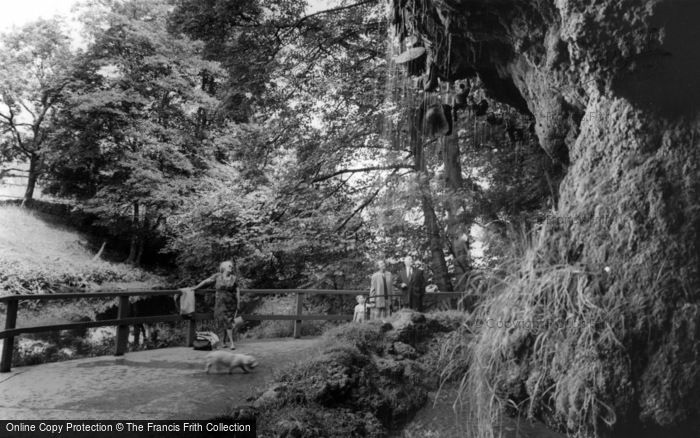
[0,288,469,372]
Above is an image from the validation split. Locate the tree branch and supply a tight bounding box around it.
[0,167,30,174]
[334,164,408,233]
[335,185,381,233]
[312,164,413,183]
[287,0,376,29]
[18,100,37,121]
[264,0,378,61]
[2,105,28,153]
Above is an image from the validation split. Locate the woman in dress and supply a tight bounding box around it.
[182,260,241,349]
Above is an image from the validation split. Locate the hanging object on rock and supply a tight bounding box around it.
[453,80,471,112]
[423,104,453,137]
[443,104,453,136]
[423,62,439,92]
[486,113,503,125]
[395,46,427,77]
[473,99,489,116]
[506,122,525,142]
[404,35,420,47]
[394,46,426,64]
[391,0,410,26]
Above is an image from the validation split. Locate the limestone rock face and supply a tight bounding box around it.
[389,341,418,360]
[386,309,459,349]
[392,0,700,434]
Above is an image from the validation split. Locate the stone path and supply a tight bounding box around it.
[0,338,321,420]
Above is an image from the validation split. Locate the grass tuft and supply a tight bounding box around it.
[442,192,695,438]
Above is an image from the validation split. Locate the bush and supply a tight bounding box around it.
[254,314,443,436]
[11,329,116,367]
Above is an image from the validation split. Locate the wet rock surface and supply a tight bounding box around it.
[392,0,700,435]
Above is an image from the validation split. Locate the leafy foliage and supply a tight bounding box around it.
[0,18,74,200]
[45,0,223,264]
[2,0,560,289]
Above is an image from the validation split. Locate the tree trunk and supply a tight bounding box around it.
[126,235,139,265]
[410,103,453,291]
[443,130,471,286]
[92,241,107,261]
[420,188,453,291]
[134,211,150,266]
[134,239,144,266]
[23,154,39,203]
[126,202,140,265]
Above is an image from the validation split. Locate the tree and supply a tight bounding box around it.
[163,0,409,285]
[46,0,223,265]
[169,0,306,121]
[37,0,557,287]
[0,18,73,202]
[166,0,557,291]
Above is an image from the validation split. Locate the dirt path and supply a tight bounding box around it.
[0,337,321,420]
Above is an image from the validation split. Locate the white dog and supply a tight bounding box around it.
[204,351,259,374]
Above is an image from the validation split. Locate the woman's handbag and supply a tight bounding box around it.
[232,310,245,330]
[193,331,219,350]
[192,338,212,351]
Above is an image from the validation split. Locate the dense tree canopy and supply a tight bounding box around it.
[1,0,560,289]
[0,18,74,201]
[46,0,223,264]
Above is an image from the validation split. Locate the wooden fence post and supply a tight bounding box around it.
[115,296,130,356]
[293,292,304,339]
[0,298,18,373]
[186,318,196,347]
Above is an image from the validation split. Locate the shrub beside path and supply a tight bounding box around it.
[0,338,321,420]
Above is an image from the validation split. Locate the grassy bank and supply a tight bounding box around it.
[0,204,157,295]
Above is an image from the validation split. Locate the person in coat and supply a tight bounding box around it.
[398,255,426,311]
[369,259,393,320]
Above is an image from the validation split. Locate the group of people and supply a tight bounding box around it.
[353,255,426,323]
[181,255,428,350]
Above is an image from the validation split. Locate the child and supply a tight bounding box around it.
[353,295,367,322]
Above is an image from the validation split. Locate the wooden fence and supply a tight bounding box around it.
[0,288,468,372]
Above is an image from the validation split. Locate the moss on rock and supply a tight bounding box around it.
[252,311,465,437]
[392,0,700,436]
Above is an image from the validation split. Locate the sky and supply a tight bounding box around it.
[0,0,79,32]
[306,0,340,14]
[0,0,341,32]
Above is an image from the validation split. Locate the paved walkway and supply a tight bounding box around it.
[0,338,321,420]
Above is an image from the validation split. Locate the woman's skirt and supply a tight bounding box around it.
[214,290,238,331]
